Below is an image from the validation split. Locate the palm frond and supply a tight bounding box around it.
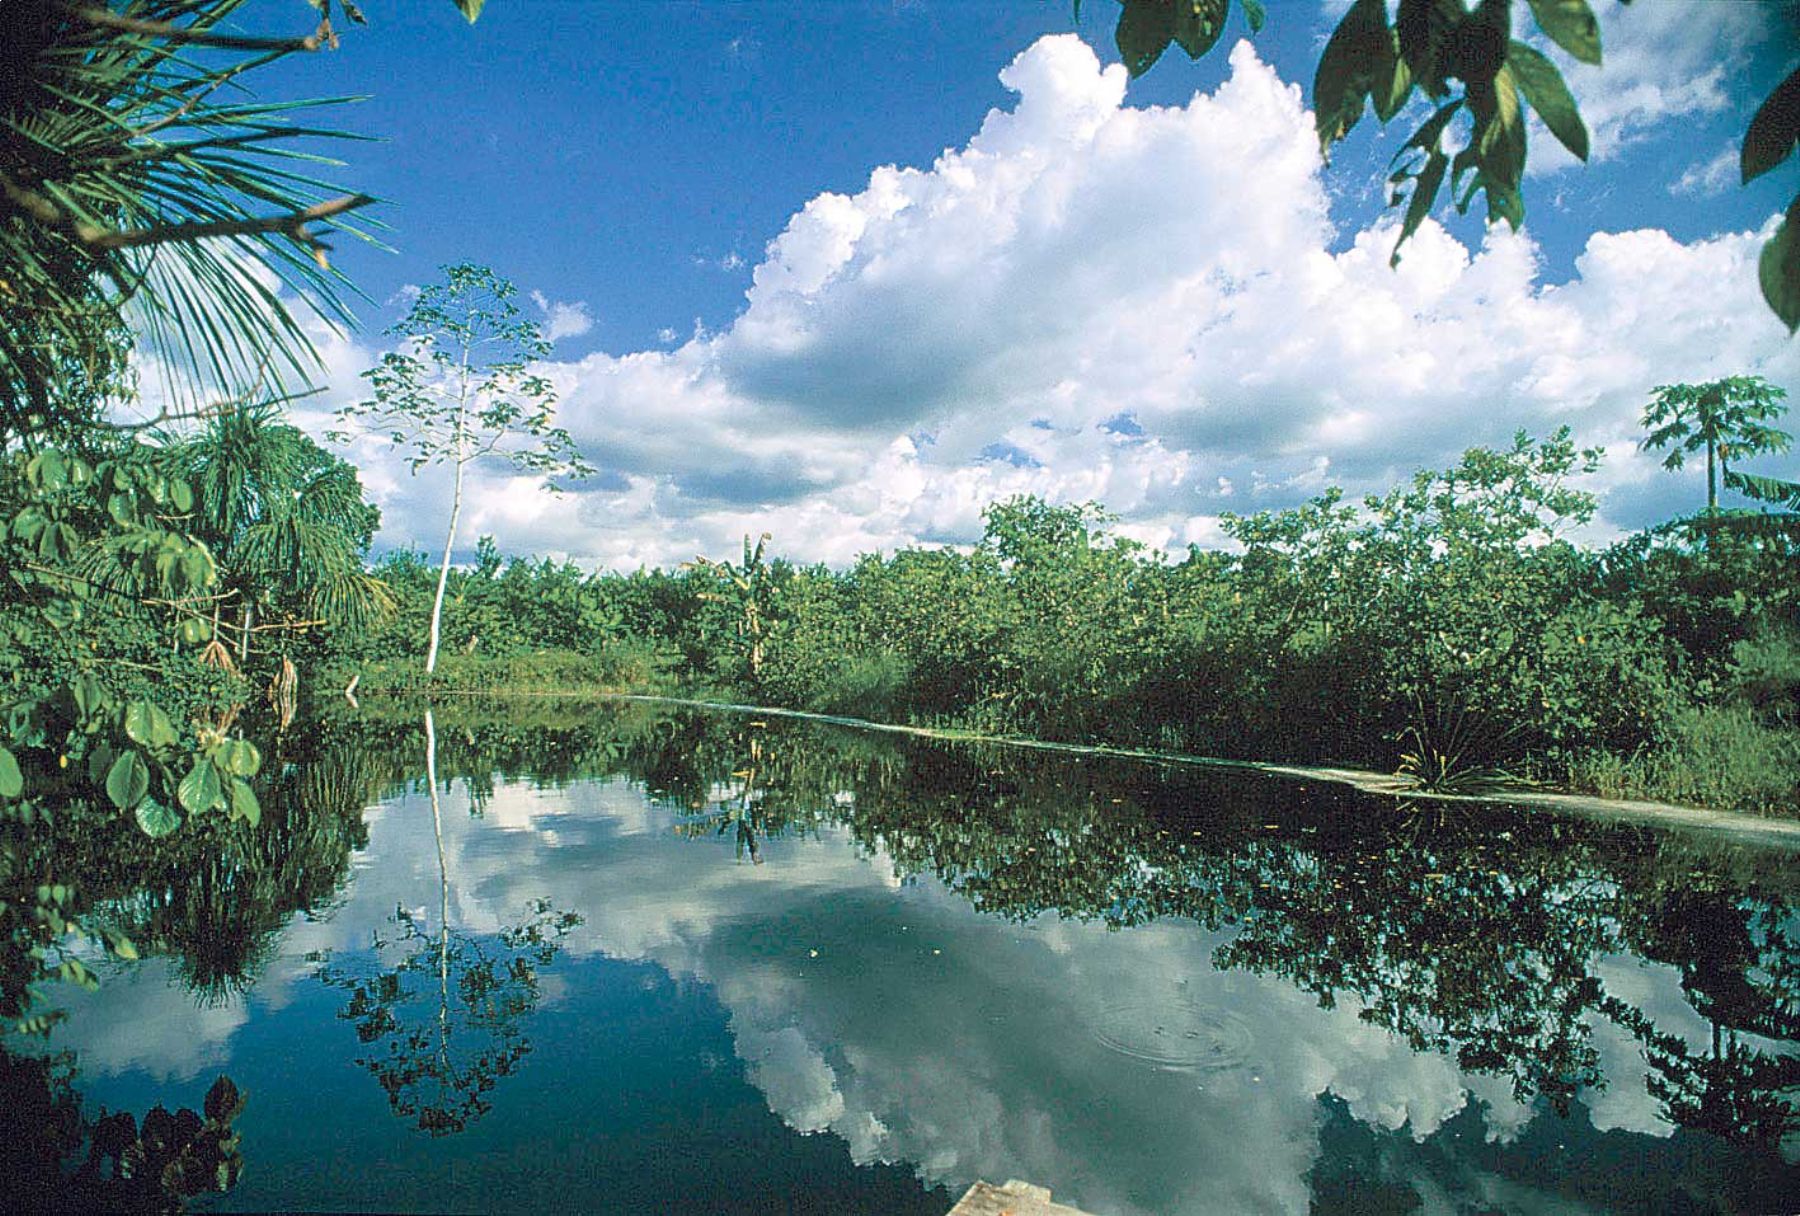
[2,0,381,439]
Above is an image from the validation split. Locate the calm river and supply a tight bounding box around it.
[12,699,1799,1213]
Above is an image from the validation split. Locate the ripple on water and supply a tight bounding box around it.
[1091,1000,1254,1072]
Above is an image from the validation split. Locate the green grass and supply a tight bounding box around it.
[1562,705,1800,816]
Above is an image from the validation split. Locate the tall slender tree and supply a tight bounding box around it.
[333,264,590,674]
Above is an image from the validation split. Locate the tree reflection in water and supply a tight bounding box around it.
[280,701,1800,1163]
[310,711,582,1136]
[537,705,1798,1162]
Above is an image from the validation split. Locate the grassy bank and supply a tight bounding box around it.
[1559,706,1800,817]
[325,647,677,698]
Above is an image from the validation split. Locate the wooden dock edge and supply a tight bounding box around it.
[949,1178,1094,1216]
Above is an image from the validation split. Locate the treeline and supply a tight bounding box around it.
[327,430,1800,812]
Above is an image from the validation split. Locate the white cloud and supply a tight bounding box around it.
[1669,145,1738,199]
[319,34,1797,570]
[529,290,596,343]
[1526,0,1771,173]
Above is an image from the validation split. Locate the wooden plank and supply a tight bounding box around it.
[948,1179,1093,1216]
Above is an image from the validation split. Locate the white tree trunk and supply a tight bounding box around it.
[424,455,465,675]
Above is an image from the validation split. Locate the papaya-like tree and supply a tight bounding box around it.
[333,264,591,675]
[1641,376,1796,513]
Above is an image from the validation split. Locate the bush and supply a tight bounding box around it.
[805,649,913,721]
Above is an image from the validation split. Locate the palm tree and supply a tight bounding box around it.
[1,1,383,440]
[164,398,393,660]
[1641,376,1796,513]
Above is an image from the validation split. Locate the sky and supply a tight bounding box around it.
[226,0,1800,568]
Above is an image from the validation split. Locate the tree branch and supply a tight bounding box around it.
[65,4,331,53]
[86,194,376,252]
[1,177,373,260]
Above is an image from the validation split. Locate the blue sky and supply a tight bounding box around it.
[250,1,1800,567]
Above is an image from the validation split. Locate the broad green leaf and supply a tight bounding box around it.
[122,701,176,748]
[229,778,262,827]
[71,673,106,721]
[1724,467,1800,508]
[218,738,261,778]
[106,750,150,810]
[179,758,224,814]
[1116,0,1175,77]
[1509,41,1587,161]
[1375,51,1413,123]
[135,797,181,838]
[1396,0,1461,97]
[109,932,139,961]
[28,451,67,491]
[454,0,487,23]
[1172,0,1229,59]
[170,479,195,513]
[179,545,214,591]
[1743,67,1800,184]
[1394,147,1449,267]
[1241,0,1266,35]
[0,747,20,799]
[11,509,46,542]
[1525,0,1601,65]
[1315,0,1394,149]
[1760,200,1800,334]
[86,741,115,785]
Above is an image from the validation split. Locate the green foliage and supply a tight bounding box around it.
[343,647,670,697]
[685,533,777,682]
[159,398,393,668]
[331,421,1794,816]
[1563,705,1800,816]
[0,442,263,836]
[0,0,375,437]
[1641,376,1796,513]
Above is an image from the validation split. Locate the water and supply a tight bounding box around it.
[8,699,1798,1213]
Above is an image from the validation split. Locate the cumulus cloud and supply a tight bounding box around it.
[326,33,1796,569]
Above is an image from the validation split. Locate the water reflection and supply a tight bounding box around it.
[8,699,1798,1212]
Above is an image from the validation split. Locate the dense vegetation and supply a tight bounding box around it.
[318,425,1800,815]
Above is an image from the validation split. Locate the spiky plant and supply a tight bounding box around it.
[1395,694,1527,795]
